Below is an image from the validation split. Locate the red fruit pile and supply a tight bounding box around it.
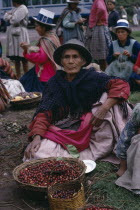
[18,160,82,187]
[52,189,77,199]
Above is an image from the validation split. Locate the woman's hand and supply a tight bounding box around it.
[113,52,121,57]
[24,135,42,159]
[123,50,131,57]
[76,18,86,25]
[90,98,119,127]
[90,105,108,127]
[20,42,30,53]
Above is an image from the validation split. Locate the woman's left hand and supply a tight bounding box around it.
[90,105,108,127]
[123,50,131,57]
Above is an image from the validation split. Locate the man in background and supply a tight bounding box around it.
[107,0,120,40]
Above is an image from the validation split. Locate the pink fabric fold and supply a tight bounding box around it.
[44,112,93,152]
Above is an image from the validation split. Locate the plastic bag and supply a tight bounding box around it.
[105,55,133,80]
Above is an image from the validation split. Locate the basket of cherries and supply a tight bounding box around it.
[13,157,86,192]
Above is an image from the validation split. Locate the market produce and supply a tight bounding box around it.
[11,92,39,101]
[18,160,82,187]
[52,189,77,199]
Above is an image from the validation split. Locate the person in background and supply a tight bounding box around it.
[4,0,29,79]
[137,4,140,25]
[132,5,139,26]
[120,6,127,20]
[107,0,120,40]
[106,19,140,82]
[85,0,112,71]
[20,9,60,93]
[130,52,140,91]
[56,0,86,44]
[23,39,132,163]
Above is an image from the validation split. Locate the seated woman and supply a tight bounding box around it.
[24,39,132,162]
[116,103,140,194]
[20,8,60,93]
[0,58,25,98]
[106,19,140,82]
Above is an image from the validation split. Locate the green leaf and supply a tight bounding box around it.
[66,144,80,158]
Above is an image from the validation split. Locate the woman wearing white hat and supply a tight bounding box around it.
[20,9,60,92]
[56,0,86,44]
[106,19,140,86]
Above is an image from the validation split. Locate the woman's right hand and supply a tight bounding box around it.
[24,135,42,159]
[20,42,30,53]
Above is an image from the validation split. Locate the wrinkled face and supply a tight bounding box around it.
[35,23,46,36]
[61,49,86,75]
[116,28,129,42]
[107,2,115,11]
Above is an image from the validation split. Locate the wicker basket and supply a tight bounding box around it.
[13,157,86,192]
[10,92,42,109]
[48,182,85,210]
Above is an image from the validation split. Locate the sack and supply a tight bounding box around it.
[105,55,133,80]
[11,27,21,36]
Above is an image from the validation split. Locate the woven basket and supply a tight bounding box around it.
[48,182,85,210]
[13,157,86,192]
[10,92,42,109]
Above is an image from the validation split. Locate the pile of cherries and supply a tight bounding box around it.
[52,189,77,199]
[18,160,82,187]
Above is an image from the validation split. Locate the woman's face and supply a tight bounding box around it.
[35,23,46,36]
[61,49,86,75]
[116,29,129,42]
[69,3,78,10]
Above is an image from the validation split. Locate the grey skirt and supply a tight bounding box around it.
[85,26,112,60]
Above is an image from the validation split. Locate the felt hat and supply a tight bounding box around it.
[33,8,55,26]
[53,39,92,67]
[115,19,131,33]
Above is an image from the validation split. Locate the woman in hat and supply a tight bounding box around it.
[23,39,132,163]
[106,19,140,89]
[56,0,86,44]
[85,0,111,71]
[4,0,30,79]
[20,9,60,92]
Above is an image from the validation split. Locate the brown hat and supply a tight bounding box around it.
[66,0,81,3]
[53,39,92,67]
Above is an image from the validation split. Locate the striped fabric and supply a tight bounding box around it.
[38,31,61,71]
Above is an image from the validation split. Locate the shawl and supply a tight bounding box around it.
[37,31,60,71]
[55,7,81,34]
[34,68,115,123]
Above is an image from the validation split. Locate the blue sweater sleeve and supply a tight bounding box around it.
[106,44,115,64]
[129,41,140,63]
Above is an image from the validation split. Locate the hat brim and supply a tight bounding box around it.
[53,43,92,67]
[67,0,81,3]
[115,26,131,33]
[33,17,56,27]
